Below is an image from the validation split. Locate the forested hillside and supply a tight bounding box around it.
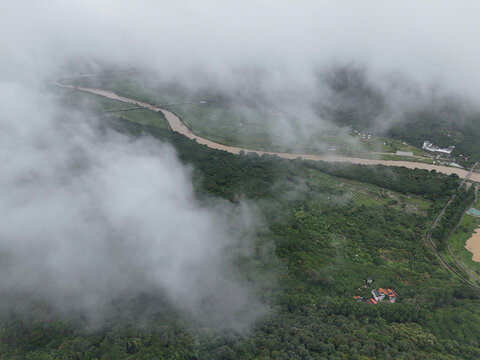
[320,66,480,166]
[2,116,479,359]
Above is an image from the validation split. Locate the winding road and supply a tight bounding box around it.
[55,83,480,183]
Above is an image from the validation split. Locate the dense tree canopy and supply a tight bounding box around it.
[1,118,479,359]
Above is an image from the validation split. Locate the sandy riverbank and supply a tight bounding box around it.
[465,228,480,262]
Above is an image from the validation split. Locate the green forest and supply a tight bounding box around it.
[2,111,480,360]
[320,66,480,167]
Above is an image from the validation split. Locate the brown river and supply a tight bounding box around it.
[56,83,480,183]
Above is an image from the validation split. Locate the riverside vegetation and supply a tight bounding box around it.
[67,69,480,168]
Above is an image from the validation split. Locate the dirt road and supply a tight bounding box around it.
[56,83,480,183]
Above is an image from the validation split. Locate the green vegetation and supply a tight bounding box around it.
[347,153,433,163]
[319,65,480,167]
[304,160,459,200]
[109,109,170,129]
[450,193,480,276]
[432,187,476,251]
[68,74,438,159]
[60,89,170,129]
[3,110,480,359]
[167,103,276,150]
[387,108,480,167]
[380,139,423,155]
[75,69,480,169]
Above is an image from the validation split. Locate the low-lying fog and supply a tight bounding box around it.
[1,0,479,328]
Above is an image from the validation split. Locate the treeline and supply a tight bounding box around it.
[319,66,480,167]
[116,115,456,204]
[3,302,480,360]
[432,187,476,250]
[106,118,303,202]
[304,160,459,199]
[387,109,480,167]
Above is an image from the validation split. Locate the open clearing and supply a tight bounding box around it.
[466,229,480,262]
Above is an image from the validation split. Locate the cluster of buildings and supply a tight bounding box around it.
[354,287,398,305]
[351,129,372,140]
[422,141,455,155]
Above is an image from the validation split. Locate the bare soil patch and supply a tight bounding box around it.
[466,228,480,262]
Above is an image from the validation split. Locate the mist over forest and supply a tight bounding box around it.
[2,1,480,359]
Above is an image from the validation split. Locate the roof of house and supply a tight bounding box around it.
[378,288,397,297]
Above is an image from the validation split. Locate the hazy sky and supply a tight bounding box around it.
[3,1,480,97]
[1,0,479,327]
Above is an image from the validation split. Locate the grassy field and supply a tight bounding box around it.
[167,104,434,158]
[305,168,431,214]
[80,73,187,108]
[381,138,423,155]
[350,134,424,155]
[108,109,170,129]
[348,153,434,163]
[60,88,170,130]
[450,194,480,276]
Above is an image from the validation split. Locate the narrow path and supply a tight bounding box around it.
[53,83,480,183]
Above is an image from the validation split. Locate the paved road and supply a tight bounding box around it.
[54,83,480,183]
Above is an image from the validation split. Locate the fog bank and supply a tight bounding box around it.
[2,0,480,327]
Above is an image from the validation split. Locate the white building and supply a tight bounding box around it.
[422,141,455,155]
[372,289,385,302]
